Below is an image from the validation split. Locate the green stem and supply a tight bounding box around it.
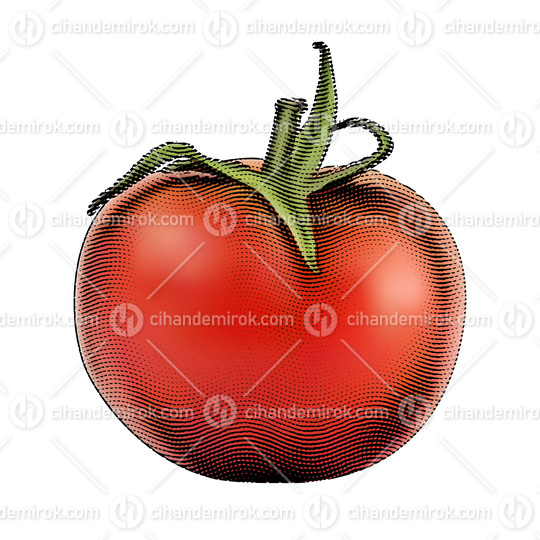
[282,41,338,182]
[314,118,394,188]
[262,98,307,179]
[88,42,394,273]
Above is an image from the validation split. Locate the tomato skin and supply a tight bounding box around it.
[75,162,465,482]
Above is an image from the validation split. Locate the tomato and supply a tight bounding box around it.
[75,42,465,482]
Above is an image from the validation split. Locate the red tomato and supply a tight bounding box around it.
[75,43,465,482]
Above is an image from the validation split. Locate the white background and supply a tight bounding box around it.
[1,0,540,538]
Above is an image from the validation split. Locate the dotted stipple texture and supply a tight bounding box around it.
[75,162,466,483]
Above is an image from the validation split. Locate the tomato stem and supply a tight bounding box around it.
[282,41,338,183]
[87,42,394,273]
[262,98,307,179]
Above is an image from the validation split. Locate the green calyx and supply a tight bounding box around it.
[88,42,394,273]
